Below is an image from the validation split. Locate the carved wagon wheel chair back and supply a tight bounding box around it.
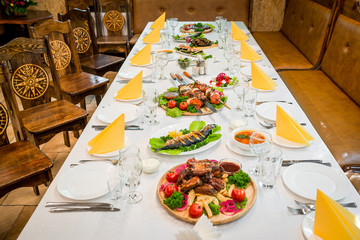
[29,19,109,111]
[0,37,88,148]
[95,0,131,56]
[59,8,124,77]
[0,101,54,198]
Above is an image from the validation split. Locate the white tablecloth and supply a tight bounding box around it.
[18,21,360,240]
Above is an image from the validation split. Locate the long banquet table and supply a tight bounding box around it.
[19,21,360,240]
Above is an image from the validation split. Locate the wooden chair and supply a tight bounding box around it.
[65,0,95,12]
[28,19,109,110]
[59,8,124,76]
[95,0,131,56]
[0,37,88,148]
[0,102,53,198]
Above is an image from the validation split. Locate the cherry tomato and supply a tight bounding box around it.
[168,100,177,108]
[231,188,246,202]
[190,99,202,109]
[179,102,188,111]
[210,94,221,104]
[164,183,178,198]
[189,203,203,218]
[166,171,179,183]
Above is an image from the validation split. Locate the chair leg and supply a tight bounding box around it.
[63,131,70,147]
[73,131,80,138]
[80,99,87,110]
[33,186,40,195]
[95,95,102,106]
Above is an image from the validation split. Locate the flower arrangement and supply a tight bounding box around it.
[1,0,37,16]
[210,73,238,88]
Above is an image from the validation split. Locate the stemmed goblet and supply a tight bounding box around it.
[157,51,168,80]
[249,131,272,177]
[121,153,143,204]
[169,18,178,36]
[143,88,160,125]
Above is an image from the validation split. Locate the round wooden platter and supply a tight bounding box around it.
[180,26,213,34]
[160,104,223,116]
[193,43,218,50]
[157,164,258,225]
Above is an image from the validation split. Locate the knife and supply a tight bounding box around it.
[282,162,332,167]
[49,207,120,213]
[170,73,180,86]
[175,73,188,85]
[117,80,155,84]
[183,71,196,82]
[204,101,217,113]
[46,202,112,207]
[92,125,143,130]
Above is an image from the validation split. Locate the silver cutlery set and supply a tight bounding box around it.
[46,202,120,213]
[287,200,357,215]
[91,124,143,131]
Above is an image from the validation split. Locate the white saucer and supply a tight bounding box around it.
[87,136,130,158]
[241,65,276,78]
[270,129,308,148]
[256,102,297,122]
[113,93,143,102]
[117,68,152,79]
[226,139,256,157]
[96,103,140,124]
[302,211,315,240]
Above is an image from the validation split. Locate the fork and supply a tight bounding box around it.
[78,159,119,166]
[287,206,311,215]
[294,200,357,210]
[256,100,293,105]
[259,120,306,129]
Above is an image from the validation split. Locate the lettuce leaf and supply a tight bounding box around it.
[149,137,165,149]
[159,149,182,155]
[189,121,206,132]
[166,107,184,118]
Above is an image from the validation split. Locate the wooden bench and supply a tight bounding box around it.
[252,0,334,70]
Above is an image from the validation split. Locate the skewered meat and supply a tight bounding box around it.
[209,178,225,191]
[179,176,202,192]
[155,124,216,151]
[195,184,217,195]
[191,38,211,47]
[178,85,192,96]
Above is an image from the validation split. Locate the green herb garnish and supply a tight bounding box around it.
[209,202,220,215]
[235,134,250,140]
[163,191,184,210]
[228,170,251,189]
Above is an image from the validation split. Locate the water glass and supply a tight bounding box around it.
[151,52,159,82]
[223,45,233,71]
[157,51,169,80]
[122,153,143,204]
[143,88,159,125]
[232,80,248,111]
[259,149,283,188]
[169,17,178,36]
[107,177,122,202]
[242,87,258,117]
[249,131,272,177]
[215,16,223,33]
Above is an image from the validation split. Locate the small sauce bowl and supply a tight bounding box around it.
[219,158,242,176]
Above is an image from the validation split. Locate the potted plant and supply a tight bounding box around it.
[1,0,37,16]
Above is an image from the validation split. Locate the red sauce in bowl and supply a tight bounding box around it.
[219,161,241,176]
[234,130,265,145]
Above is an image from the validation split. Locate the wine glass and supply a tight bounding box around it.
[121,153,143,204]
[232,80,248,111]
[157,51,168,80]
[169,17,178,36]
[215,16,223,33]
[249,131,272,177]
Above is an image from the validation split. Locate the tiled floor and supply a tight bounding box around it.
[0,94,98,240]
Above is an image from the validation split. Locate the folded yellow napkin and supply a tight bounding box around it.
[88,114,124,154]
[151,12,166,29]
[276,105,314,146]
[115,71,143,100]
[251,61,277,90]
[240,40,262,61]
[314,190,360,240]
[231,21,248,41]
[130,44,151,65]
[143,27,161,44]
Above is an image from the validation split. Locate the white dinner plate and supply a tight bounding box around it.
[271,130,308,148]
[226,139,256,157]
[96,103,140,124]
[233,43,260,53]
[57,163,117,200]
[282,163,350,201]
[87,136,130,158]
[117,68,152,80]
[241,65,276,78]
[113,93,144,102]
[256,102,297,122]
[151,122,221,156]
[302,211,315,240]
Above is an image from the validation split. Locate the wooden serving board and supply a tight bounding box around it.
[193,44,218,50]
[157,164,257,225]
[160,105,222,116]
